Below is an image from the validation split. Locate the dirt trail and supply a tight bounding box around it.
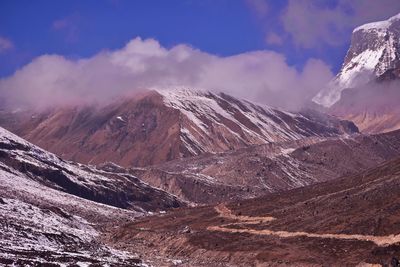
[208,204,400,247]
[214,204,275,224]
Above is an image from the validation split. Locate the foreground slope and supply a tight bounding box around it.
[0,126,182,265]
[1,88,357,167]
[0,126,182,211]
[111,156,400,266]
[0,175,142,266]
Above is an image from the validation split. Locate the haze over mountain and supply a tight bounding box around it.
[312,12,400,134]
[330,77,400,133]
[314,13,400,108]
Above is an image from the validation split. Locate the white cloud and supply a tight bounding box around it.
[0,37,14,53]
[281,0,400,48]
[0,37,333,110]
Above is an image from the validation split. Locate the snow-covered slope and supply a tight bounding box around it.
[0,126,183,265]
[157,87,357,156]
[1,88,357,167]
[0,195,143,266]
[313,13,400,107]
[0,126,182,211]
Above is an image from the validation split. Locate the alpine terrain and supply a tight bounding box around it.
[1,5,400,267]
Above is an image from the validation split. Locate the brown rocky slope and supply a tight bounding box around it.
[109,156,400,266]
[1,88,357,167]
[127,129,400,204]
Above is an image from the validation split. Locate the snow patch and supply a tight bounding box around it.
[116,116,125,122]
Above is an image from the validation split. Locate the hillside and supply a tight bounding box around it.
[110,156,400,266]
[129,130,400,204]
[0,88,357,167]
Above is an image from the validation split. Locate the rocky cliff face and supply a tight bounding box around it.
[1,88,358,167]
[313,13,400,107]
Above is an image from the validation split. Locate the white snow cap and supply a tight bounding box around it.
[313,12,400,108]
[353,12,400,33]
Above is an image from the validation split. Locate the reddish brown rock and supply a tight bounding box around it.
[1,88,357,167]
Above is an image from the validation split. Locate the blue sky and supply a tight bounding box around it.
[0,0,400,110]
[0,0,369,78]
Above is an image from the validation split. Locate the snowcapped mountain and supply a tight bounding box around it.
[313,13,400,107]
[1,88,357,167]
[157,88,356,153]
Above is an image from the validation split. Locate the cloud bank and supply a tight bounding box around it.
[0,37,333,110]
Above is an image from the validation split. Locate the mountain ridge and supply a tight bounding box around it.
[0,88,358,168]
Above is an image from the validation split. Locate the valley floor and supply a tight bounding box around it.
[108,158,400,266]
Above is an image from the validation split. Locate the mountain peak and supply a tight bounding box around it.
[353,12,400,33]
[313,13,400,107]
[1,88,357,167]
[151,86,209,96]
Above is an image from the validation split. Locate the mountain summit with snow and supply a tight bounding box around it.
[0,88,357,167]
[313,13,400,107]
